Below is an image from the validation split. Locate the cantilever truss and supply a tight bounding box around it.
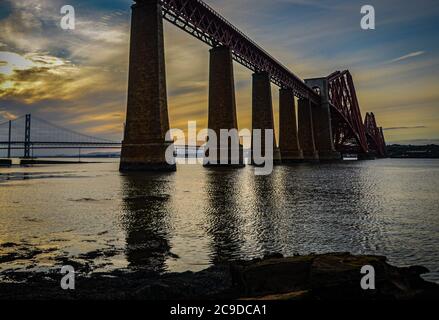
[328,70,369,155]
[156,0,386,157]
[159,0,319,104]
[328,71,386,157]
[364,112,387,157]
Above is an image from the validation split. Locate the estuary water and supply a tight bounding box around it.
[0,159,438,283]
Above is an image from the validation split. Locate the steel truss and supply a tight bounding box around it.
[328,70,369,154]
[364,112,387,157]
[160,0,319,104]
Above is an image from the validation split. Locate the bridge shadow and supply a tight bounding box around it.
[119,172,175,273]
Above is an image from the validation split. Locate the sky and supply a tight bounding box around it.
[0,0,438,145]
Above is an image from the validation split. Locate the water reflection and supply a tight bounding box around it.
[120,173,174,273]
[1,160,436,282]
[203,168,244,263]
[248,168,286,254]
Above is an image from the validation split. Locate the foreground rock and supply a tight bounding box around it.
[0,253,437,300]
[232,253,438,300]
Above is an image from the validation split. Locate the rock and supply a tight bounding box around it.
[308,253,389,299]
[0,253,437,300]
[231,253,439,300]
[230,255,314,296]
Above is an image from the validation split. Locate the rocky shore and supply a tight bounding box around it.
[0,253,438,300]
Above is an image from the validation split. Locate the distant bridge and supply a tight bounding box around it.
[0,114,121,158]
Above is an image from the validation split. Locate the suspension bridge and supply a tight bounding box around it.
[0,114,121,159]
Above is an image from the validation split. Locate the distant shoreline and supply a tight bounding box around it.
[3,144,439,159]
[386,144,439,159]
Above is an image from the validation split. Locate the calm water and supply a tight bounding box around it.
[0,159,438,283]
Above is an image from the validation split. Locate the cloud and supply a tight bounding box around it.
[390,51,425,63]
[0,51,67,75]
[0,0,130,140]
[0,52,102,104]
[0,109,17,120]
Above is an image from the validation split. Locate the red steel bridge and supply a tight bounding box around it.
[0,0,386,162]
[120,0,387,171]
[328,71,386,157]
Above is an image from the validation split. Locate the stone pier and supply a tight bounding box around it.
[205,46,244,167]
[305,78,341,160]
[120,0,175,172]
[298,98,319,161]
[279,88,303,162]
[251,71,281,165]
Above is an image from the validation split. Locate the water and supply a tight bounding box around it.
[0,159,438,283]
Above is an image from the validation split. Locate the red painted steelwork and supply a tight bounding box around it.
[328,71,368,154]
[159,0,319,104]
[328,71,386,156]
[154,0,387,158]
[365,112,387,157]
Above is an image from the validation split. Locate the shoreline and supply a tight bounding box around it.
[0,253,438,300]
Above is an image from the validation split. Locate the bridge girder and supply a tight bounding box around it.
[364,112,387,157]
[328,71,373,155]
[159,0,320,104]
